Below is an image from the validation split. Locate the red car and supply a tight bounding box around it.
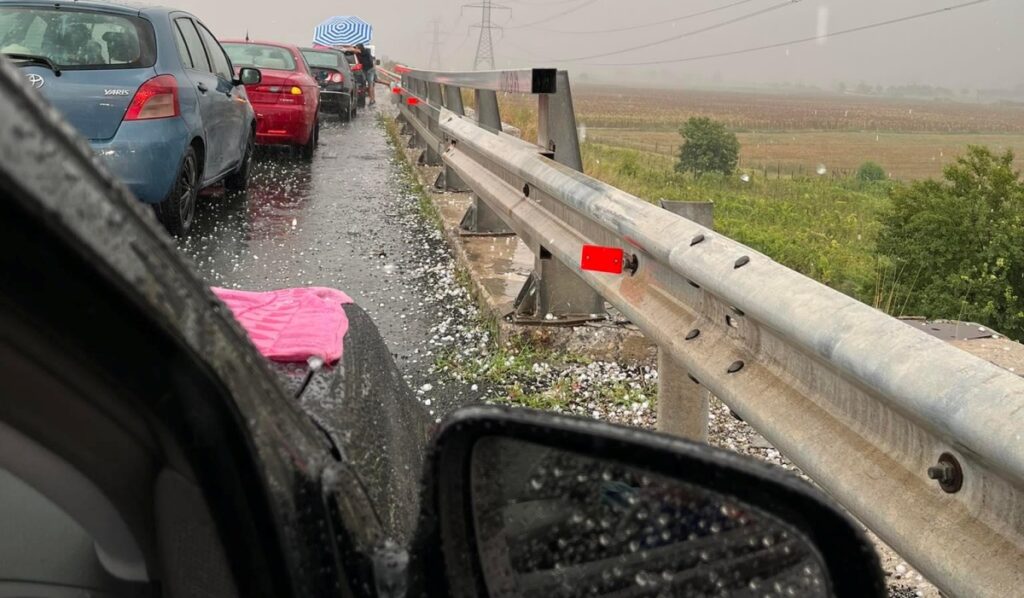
[222,40,320,159]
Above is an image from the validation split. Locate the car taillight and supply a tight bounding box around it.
[351,63,362,72]
[124,75,180,121]
[330,73,343,84]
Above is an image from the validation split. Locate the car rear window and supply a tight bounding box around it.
[0,7,155,69]
[301,50,340,69]
[224,43,295,71]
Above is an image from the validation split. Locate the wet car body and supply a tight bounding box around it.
[223,39,320,158]
[302,47,357,122]
[0,0,258,234]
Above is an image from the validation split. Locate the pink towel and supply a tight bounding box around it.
[212,287,354,364]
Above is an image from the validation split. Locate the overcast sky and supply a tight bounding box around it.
[155,0,1022,90]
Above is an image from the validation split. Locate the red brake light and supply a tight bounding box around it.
[406,97,419,106]
[125,75,180,121]
[330,73,343,83]
[351,63,362,71]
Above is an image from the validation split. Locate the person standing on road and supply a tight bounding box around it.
[354,43,377,106]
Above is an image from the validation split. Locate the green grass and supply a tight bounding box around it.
[381,114,444,230]
[582,142,893,303]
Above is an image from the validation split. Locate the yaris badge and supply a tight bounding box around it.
[26,74,44,89]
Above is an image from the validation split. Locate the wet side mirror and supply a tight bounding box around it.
[412,407,884,598]
[235,67,261,86]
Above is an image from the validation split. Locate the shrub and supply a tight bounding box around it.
[878,146,1024,338]
[856,161,887,182]
[676,117,740,177]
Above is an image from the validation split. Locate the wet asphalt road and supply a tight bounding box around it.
[179,109,469,412]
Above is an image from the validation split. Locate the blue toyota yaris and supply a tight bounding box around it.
[0,0,262,235]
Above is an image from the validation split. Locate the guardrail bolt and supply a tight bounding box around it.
[622,254,638,276]
[690,234,706,247]
[735,256,751,269]
[928,453,964,494]
[685,329,701,341]
[727,361,745,374]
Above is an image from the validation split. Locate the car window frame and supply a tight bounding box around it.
[194,21,233,83]
[173,16,211,74]
[170,16,193,69]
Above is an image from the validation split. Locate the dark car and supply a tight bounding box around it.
[344,50,368,108]
[0,56,885,598]
[0,0,262,236]
[301,47,356,122]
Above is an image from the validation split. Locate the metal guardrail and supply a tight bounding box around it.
[394,67,1024,598]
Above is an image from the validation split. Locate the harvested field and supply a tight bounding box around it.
[586,128,1024,181]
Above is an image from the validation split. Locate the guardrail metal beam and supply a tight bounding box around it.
[437,107,1024,597]
[394,63,1024,595]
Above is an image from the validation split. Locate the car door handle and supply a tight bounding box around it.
[197,82,209,93]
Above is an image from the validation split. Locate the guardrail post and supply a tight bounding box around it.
[420,82,444,167]
[537,71,583,172]
[657,350,710,442]
[658,200,715,229]
[475,90,502,133]
[656,199,714,441]
[513,249,606,324]
[439,85,469,192]
[445,85,465,116]
[461,88,511,234]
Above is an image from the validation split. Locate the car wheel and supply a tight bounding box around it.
[155,147,199,236]
[300,121,319,161]
[224,128,255,193]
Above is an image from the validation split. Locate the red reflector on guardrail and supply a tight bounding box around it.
[392,85,402,94]
[581,245,625,274]
[406,97,420,106]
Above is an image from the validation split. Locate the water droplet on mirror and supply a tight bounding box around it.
[599,534,611,547]
[529,478,543,490]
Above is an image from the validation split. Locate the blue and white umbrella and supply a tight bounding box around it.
[313,16,373,47]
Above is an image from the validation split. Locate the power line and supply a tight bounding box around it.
[581,0,994,66]
[529,0,764,35]
[541,0,801,63]
[506,0,600,30]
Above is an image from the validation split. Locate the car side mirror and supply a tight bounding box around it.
[235,67,261,86]
[411,407,885,597]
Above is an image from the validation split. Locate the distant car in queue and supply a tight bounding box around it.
[343,50,368,108]
[0,0,262,236]
[222,40,320,159]
[300,47,356,122]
